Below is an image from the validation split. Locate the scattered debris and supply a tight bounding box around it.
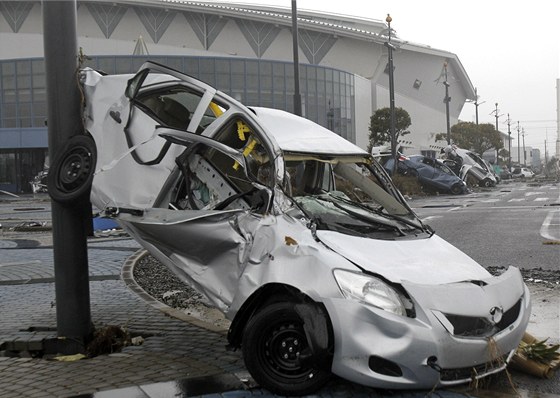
[510,333,560,379]
[86,325,144,357]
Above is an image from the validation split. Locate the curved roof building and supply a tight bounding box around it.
[0,0,475,193]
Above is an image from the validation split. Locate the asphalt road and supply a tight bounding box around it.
[410,179,560,274]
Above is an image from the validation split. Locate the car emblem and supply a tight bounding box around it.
[489,306,503,324]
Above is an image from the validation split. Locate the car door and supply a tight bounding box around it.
[115,114,276,312]
[90,62,224,210]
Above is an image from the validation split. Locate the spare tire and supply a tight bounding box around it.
[48,135,97,205]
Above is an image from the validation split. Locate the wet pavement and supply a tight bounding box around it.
[0,194,558,397]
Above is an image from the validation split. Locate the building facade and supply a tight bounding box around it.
[0,0,476,193]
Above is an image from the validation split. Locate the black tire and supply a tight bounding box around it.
[48,135,97,205]
[242,301,331,396]
[450,183,463,195]
[465,174,478,187]
[480,178,492,188]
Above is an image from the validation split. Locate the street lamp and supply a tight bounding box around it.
[385,14,397,175]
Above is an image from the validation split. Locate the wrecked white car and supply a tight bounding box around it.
[50,62,530,395]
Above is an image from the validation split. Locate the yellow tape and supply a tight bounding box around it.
[236,120,251,141]
[209,102,223,117]
[233,138,258,170]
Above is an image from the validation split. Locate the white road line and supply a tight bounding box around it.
[525,191,545,197]
[533,197,550,202]
[421,216,442,222]
[508,198,525,202]
[540,210,560,241]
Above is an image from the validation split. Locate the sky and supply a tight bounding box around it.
[214,0,560,154]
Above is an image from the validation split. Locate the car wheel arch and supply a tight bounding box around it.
[227,283,333,354]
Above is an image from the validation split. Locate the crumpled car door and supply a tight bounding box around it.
[86,62,221,210]
[115,126,274,311]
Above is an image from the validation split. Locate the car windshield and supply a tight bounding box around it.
[284,157,427,239]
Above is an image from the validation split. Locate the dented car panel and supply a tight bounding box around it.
[81,62,530,395]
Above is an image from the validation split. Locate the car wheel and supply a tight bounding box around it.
[465,174,478,187]
[242,301,331,396]
[450,183,463,195]
[47,135,97,205]
[480,178,492,187]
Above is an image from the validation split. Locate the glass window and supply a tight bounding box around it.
[97,58,116,74]
[0,152,16,184]
[116,58,132,74]
[164,57,183,72]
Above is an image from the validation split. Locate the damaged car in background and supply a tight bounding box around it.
[441,145,497,187]
[384,154,467,195]
[48,62,530,395]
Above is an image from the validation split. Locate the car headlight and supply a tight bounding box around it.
[333,269,408,316]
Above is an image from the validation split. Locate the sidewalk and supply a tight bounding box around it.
[0,230,558,397]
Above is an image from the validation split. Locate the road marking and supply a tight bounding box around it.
[421,216,442,222]
[479,199,501,203]
[525,191,545,197]
[540,210,560,241]
[533,197,550,202]
[508,198,525,202]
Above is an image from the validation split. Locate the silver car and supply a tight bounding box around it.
[52,62,530,395]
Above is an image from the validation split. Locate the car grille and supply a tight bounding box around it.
[439,354,508,381]
[444,299,522,337]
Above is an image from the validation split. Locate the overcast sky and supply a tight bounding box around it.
[216,0,559,153]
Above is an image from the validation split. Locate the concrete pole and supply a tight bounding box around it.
[291,0,302,116]
[43,0,93,352]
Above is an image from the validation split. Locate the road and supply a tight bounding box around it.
[410,179,560,274]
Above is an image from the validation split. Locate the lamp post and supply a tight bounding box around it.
[443,62,451,144]
[385,14,398,175]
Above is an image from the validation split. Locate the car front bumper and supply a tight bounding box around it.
[324,270,530,389]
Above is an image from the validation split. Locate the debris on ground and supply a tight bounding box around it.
[510,332,560,379]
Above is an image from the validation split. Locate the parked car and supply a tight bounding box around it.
[48,62,530,395]
[511,167,534,178]
[384,155,467,195]
[441,146,497,187]
[494,165,512,180]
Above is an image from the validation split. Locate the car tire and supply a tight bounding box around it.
[480,178,492,188]
[450,183,463,195]
[242,301,331,396]
[47,134,97,205]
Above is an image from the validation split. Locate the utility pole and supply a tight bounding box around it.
[43,0,93,353]
[385,14,398,175]
[506,113,512,169]
[472,88,485,125]
[443,62,451,144]
[291,0,302,116]
[493,103,499,132]
[517,121,521,166]
[490,103,503,162]
[522,128,526,166]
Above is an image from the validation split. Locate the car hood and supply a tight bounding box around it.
[316,230,491,284]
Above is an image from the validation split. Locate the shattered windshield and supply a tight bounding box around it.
[285,158,426,239]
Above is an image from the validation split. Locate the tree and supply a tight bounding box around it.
[367,107,411,153]
[498,148,510,165]
[436,122,503,155]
